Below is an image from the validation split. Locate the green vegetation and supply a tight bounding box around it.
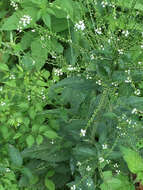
[0,0,143,189]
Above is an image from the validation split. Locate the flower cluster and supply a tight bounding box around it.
[122,30,129,37]
[74,20,85,31]
[95,27,102,35]
[134,89,141,96]
[54,68,63,76]
[17,15,32,32]
[10,0,18,10]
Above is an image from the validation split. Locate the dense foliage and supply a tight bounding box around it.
[1,0,143,189]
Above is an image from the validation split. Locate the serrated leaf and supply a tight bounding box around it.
[44,130,59,139]
[26,135,35,148]
[42,13,51,28]
[0,63,9,71]
[120,146,143,173]
[45,178,55,190]
[1,13,19,30]
[8,144,23,167]
[36,135,43,145]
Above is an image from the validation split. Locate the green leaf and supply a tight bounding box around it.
[36,135,43,145]
[0,63,9,71]
[42,13,51,28]
[21,54,35,71]
[120,146,143,173]
[44,130,59,139]
[47,170,55,177]
[45,178,55,190]
[8,144,23,167]
[1,13,19,30]
[26,135,35,148]
[31,39,48,70]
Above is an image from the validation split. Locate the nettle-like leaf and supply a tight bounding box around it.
[8,144,23,167]
[31,38,48,70]
[120,146,143,173]
[1,12,19,31]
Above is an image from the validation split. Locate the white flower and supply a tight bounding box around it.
[77,161,81,166]
[9,74,15,79]
[90,54,94,60]
[118,49,123,55]
[67,65,76,71]
[1,102,6,106]
[131,108,137,114]
[99,157,104,163]
[71,185,76,190]
[125,70,130,75]
[6,168,11,172]
[134,89,140,95]
[141,44,143,49]
[75,20,85,31]
[10,0,18,10]
[102,144,108,149]
[106,160,111,164]
[114,163,118,168]
[0,87,3,91]
[138,61,142,65]
[87,182,92,187]
[95,28,102,34]
[86,165,91,171]
[80,129,86,136]
[54,68,63,76]
[101,1,108,7]
[96,80,102,85]
[125,77,132,83]
[122,30,129,37]
[17,15,32,32]
[115,170,120,174]
[27,95,31,101]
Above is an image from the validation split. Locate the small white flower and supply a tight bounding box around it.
[80,129,86,136]
[122,30,129,37]
[118,49,123,55]
[90,54,94,60]
[102,144,108,149]
[95,28,102,34]
[0,87,3,91]
[54,68,63,76]
[125,70,130,75]
[31,29,35,32]
[75,20,85,31]
[134,89,141,95]
[6,168,11,172]
[115,170,120,174]
[87,182,92,187]
[138,61,142,65]
[71,185,76,190]
[125,77,132,83]
[86,165,91,171]
[67,65,76,71]
[106,160,111,164]
[96,80,102,85]
[10,0,18,10]
[9,74,15,80]
[77,161,81,166]
[1,102,6,106]
[114,163,118,168]
[50,139,54,144]
[141,44,143,49]
[131,108,138,114]
[27,95,31,101]
[99,157,104,163]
